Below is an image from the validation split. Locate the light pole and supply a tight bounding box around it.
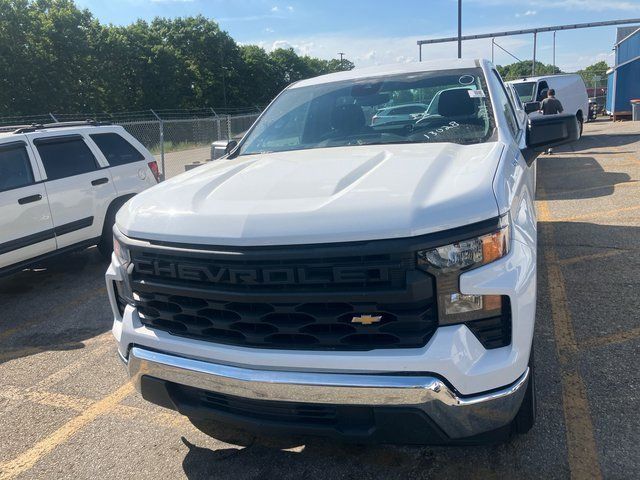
[338,52,345,68]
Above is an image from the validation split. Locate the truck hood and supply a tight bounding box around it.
[117,143,503,246]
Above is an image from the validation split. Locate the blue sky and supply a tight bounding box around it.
[75,0,640,71]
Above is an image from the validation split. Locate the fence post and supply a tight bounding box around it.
[226,114,232,140]
[150,109,165,181]
[210,107,222,140]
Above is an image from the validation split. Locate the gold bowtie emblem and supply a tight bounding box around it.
[351,315,382,325]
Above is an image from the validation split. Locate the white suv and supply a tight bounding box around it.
[108,60,578,444]
[0,122,159,276]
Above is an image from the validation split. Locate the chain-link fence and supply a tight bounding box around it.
[119,115,260,179]
[0,108,262,180]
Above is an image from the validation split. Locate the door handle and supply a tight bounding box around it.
[91,177,109,186]
[18,194,42,205]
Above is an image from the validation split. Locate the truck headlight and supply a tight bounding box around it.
[113,235,130,266]
[418,216,510,272]
[112,233,134,312]
[417,215,510,326]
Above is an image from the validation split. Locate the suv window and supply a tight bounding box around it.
[90,133,144,166]
[0,142,35,192]
[35,136,99,181]
[492,71,520,138]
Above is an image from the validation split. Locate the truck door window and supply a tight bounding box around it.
[35,136,99,181]
[90,133,144,166]
[0,142,35,192]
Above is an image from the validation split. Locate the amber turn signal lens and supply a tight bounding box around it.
[481,230,509,265]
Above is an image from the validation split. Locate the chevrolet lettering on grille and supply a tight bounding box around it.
[132,258,391,285]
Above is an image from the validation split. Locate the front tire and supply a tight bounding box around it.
[98,197,132,259]
[577,113,584,138]
[514,348,536,434]
[97,207,117,259]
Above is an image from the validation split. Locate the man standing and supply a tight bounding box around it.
[540,89,564,154]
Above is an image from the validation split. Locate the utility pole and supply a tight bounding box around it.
[532,32,537,76]
[457,0,462,58]
[552,31,556,73]
[338,52,345,68]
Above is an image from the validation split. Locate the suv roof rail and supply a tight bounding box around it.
[12,119,112,134]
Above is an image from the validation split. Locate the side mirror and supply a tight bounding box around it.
[521,113,579,165]
[524,101,540,114]
[225,140,238,155]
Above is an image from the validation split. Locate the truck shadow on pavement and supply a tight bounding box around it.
[0,247,112,364]
[536,156,634,200]
[560,130,640,153]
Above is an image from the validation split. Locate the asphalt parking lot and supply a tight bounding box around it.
[1,118,638,480]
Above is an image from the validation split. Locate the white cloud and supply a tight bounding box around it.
[265,27,275,33]
[271,6,279,12]
[254,31,605,71]
[559,51,615,72]
[149,0,194,3]
[287,5,294,11]
[515,10,537,17]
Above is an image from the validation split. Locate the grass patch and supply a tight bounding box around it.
[150,141,211,155]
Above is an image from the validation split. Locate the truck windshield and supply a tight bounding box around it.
[512,82,536,103]
[239,68,495,156]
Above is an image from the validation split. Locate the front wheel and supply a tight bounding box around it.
[97,207,117,259]
[513,348,536,434]
[577,114,584,138]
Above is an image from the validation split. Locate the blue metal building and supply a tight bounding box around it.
[606,26,640,119]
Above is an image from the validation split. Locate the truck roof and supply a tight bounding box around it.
[291,59,483,89]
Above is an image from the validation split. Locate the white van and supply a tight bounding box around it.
[508,74,589,135]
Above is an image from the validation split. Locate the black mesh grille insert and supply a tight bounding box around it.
[129,241,437,351]
[134,290,437,350]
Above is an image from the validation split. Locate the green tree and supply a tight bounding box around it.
[0,0,355,117]
[497,61,562,80]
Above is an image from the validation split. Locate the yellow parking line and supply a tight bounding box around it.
[558,249,632,266]
[0,286,106,342]
[0,382,133,480]
[553,204,640,223]
[34,335,112,390]
[0,333,111,364]
[538,197,602,480]
[0,383,191,431]
[0,386,92,412]
[580,327,640,350]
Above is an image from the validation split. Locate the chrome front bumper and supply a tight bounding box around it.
[125,346,529,439]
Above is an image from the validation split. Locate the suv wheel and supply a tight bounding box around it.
[98,198,129,259]
[514,347,536,434]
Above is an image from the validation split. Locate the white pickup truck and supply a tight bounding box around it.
[0,122,159,276]
[108,59,578,445]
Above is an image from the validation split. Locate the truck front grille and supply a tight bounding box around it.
[133,290,436,350]
[128,239,438,351]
